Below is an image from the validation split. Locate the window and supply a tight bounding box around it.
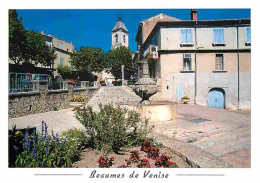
[213,28,225,43]
[183,54,192,71]
[115,34,118,43]
[59,41,63,48]
[59,58,64,66]
[123,35,126,43]
[215,54,224,70]
[181,29,192,43]
[246,27,251,43]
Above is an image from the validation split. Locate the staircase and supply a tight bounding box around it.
[186,123,251,157]
[87,86,141,108]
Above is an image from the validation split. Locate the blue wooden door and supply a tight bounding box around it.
[177,85,184,100]
[209,89,224,109]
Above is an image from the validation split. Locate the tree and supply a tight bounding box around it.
[69,47,105,72]
[105,46,135,80]
[9,9,28,64]
[9,9,56,66]
[56,65,73,80]
[25,30,56,67]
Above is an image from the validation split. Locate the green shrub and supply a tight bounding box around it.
[60,128,87,161]
[13,122,86,167]
[75,104,153,154]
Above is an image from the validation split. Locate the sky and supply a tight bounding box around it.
[17,9,250,53]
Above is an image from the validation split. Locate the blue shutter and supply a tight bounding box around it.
[177,85,184,100]
[220,29,224,43]
[213,29,217,43]
[187,29,192,43]
[214,28,224,43]
[246,27,251,43]
[181,29,185,43]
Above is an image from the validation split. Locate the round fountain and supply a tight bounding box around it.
[119,59,177,122]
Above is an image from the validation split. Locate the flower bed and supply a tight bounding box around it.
[8,121,86,168]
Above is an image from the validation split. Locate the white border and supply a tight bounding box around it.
[0,0,259,183]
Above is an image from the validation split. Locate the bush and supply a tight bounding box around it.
[155,154,178,168]
[75,104,152,154]
[57,65,73,80]
[12,121,86,167]
[60,128,87,162]
[97,156,114,168]
[137,158,150,168]
[129,150,140,163]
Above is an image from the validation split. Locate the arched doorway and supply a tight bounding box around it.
[208,88,225,109]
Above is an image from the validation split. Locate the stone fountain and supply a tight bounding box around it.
[134,59,159,104]
[119,59,177,122]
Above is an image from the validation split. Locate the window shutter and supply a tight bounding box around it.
[187,29,192,43]
[246,27,251,43]
[220,29,224,43]
[181,29,185,43]
[214,29,217,43]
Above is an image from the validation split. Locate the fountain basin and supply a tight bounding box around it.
[119,101,177,122]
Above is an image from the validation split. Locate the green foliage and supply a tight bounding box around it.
[25,30,56,67]
[75,104,152,154]
[9,9,56,66]
[12,122,86,167]
[60,129,87,161]
[70,47,105,72]
[57,65,73,79]
[9,9,28,64]
[105,46,135,79]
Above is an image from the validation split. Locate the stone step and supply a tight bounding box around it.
[206,136,251,156]
[179,122,250,143]
[193,127,250,150]
[87,86,141,107]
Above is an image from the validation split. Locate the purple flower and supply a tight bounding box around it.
[45,147,49,155]
[32,143,37,160]
[13,146,18,151]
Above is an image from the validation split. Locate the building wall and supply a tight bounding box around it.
[51,36,74,76]
[238,27,251,49]
[160,27,243,51]
[239,52,251,109]
[196,27,237,50]
[196,52,239,109]
[111,31,129,49]
[159,53,195,101]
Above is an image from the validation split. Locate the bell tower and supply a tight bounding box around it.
[111,17,129,49]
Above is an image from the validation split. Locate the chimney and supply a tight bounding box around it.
[41,31,45,35]
[191,9,197,21]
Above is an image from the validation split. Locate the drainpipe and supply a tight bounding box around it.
[194,23,198,104]
[237,26,240,110]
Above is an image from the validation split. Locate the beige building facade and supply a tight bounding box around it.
[43,32,74,76]
[136,11,251,109]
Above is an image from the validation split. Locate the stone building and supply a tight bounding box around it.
[41,31,74,76]
[111,17,129,49]
[136,10,251,110]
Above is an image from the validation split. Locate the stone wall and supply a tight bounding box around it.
[9,81,99,118]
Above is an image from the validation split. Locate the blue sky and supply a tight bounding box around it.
[17,9,250,52]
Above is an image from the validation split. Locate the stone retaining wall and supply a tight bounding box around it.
[9,81,99,118]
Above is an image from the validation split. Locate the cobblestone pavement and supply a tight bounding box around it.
[8,108,84,134]
[150,103,251,168]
